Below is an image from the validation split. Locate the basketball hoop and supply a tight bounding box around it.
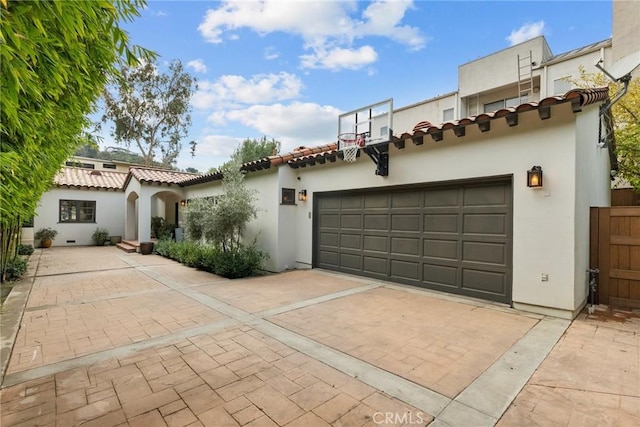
[338,133,359,163]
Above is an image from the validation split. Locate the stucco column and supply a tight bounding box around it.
[125,194,137,240]
[137,194,151,242]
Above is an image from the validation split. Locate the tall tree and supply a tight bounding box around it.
[0,0,153,280]
[217,136,281,171]
[569,67,640,190]
[102,60,197,168]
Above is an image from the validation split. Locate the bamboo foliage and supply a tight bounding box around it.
[0,0,154,281]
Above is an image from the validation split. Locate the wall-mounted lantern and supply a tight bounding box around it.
[527,166,543,188]
[298,190,308,202]
[180,200,188,207]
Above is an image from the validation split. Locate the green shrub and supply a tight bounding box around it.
[17,244,34,255]
[154,240,263,279]
[92,227,109,245]
[195,245,220,272]
[154,239,172,257]
[214,245,266,279]
[5,257,27,281]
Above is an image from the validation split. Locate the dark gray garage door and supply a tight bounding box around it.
[314,180,512,304]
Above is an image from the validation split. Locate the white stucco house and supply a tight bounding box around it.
[32,6,639,319]
[32,86,613,320]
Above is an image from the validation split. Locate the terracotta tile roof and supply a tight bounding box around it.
[399,87,610,142]
[145,87,613,186]
[128,167,198,185]
[55,167,127,190]
[180,144,339,186]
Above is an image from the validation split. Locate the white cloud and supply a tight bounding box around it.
[187,59,208,74]
[301,45,378,71]
[192,72,303,109]
[212,102,341,151]
[197,135,242,157]
[177,134,242,172]
[356,1,426,51]
[264,46,280,60]
[197,0,426,71]
[507,21,545,46]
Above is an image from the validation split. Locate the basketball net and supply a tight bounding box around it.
[338,133,362,163]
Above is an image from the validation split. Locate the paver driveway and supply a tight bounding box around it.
[1,247,638,426]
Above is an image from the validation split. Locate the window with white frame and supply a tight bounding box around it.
[553,77,572,95]
[443,108,454,122]
[484,100,505,113]
[59,200,96,223]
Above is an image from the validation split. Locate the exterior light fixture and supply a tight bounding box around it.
[180,200,187,207]
[298,190,307,202]
[527,166,543,188]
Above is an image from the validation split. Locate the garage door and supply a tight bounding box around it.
[314,180,512,304]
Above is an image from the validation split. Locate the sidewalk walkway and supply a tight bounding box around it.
[0,247,638,426]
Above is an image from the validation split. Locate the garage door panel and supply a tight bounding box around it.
[315,181,511,304]
[424,188,459,207]
[364,214,388,230]
[423,239,458,260]
[424,214,458,233]
[319,232,339,247]
[318,250,339,266]
[319,198,340,209]
[392,192,421,208]
[392,214,420,232]
[341,195,362,209]
[391,260,420,280]
[423,264,458,287]
[464,185,508,206]
[463,241,506,265]
[340,253,361,270]
[391,237,420,256]
[363,235,387,252]
[365,193,389,209]
[463,213,506,235]
[340,234,362,250]
[341,214,362,229]
[363,256,388,274]
[462,269,506,295]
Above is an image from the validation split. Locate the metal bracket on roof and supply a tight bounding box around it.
[363,143,389,177]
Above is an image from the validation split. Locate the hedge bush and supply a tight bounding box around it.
[4,257,27,281]
[213,245,264,279]
[17,244,34,255]
[154,240,265,279]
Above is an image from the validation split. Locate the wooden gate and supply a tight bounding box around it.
[591,207,640,307]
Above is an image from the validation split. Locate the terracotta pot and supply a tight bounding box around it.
[139,241,154,255]
[41,239,52,248]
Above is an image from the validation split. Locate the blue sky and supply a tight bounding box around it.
[108,0,613,171]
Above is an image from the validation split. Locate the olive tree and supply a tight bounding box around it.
[185,163,257,251]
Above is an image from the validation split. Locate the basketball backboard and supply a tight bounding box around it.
[338,98,393,150]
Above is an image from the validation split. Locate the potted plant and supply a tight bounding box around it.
[34,227,58,248]
[91,227,109,246]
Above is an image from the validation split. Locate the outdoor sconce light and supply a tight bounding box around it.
[298,190,307,202]
[180,200,187,207]
[527,166,543,188]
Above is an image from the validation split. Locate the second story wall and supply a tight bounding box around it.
[458,37,552,98]
[393,93,457,133]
